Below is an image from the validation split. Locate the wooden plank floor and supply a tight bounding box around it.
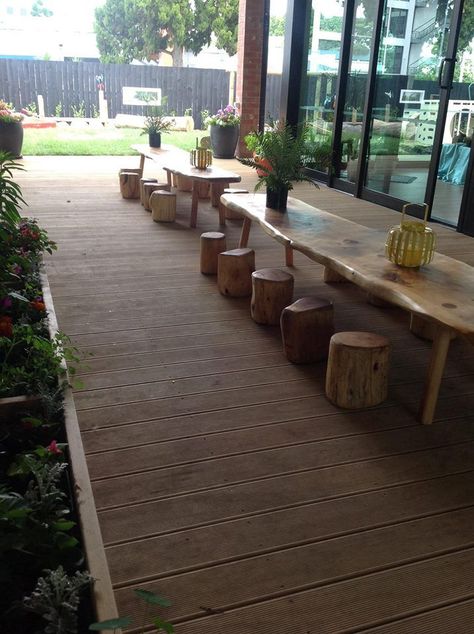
[19,156,474,633]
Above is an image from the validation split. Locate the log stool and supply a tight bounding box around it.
[119,171,140,199]
[221,188,248,220]
[197,182,210,199]
[140,177,158,205]
[177,174,193,191]
[251,268,294,325]
[217,248,255,297]
[200,232,227,275]
[280,297,334,363]
[151,191,177,222]
[143,182,169,211]
[119,167,142,177]
[325,331,390,409]
[409,314,457,342]
[211,181,230,208]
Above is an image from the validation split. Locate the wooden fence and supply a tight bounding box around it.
[0,59,238,129]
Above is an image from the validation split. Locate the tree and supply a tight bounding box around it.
[269,16,285,37]
[94,0,239,66]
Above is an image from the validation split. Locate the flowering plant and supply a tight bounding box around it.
[0,99,24,124]
[206,104,240,127]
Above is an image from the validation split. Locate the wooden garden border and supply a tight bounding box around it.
[41,270,119,624]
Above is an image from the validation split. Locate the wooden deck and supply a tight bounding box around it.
[19,156,474,633]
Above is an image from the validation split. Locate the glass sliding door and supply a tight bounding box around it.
[298,0,344,175]
[363,0,454,204]
[430,0,474,228]
[338,0,378,184]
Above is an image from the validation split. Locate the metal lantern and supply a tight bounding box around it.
[190,138,212,170]
[385,203,436,268]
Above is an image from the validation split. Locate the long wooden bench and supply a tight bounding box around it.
[221,192,474,425]
[131,144,241,227]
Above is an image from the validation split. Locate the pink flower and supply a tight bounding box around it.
[47,440,62,455]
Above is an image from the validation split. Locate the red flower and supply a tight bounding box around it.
[47,440,62,455]
[0,316,13,337]
[30,300,46,312]
[255,156,273,178]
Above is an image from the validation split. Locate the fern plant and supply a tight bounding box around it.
[238,122,319,193]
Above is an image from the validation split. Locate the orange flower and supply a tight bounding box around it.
[0,316,13,337]
[255,156,273,178]
[30,300,46,312]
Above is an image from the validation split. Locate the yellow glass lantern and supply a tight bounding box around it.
[385,203,436,268]
[190,138,212,170]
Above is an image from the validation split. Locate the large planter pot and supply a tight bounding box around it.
[149,131,161,148]
[266,186,289,211]
[209,125,239,159]
[0,120,24,158]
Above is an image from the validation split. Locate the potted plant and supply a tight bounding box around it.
[238,121,318,210]
[206,104,240,159]
[0,100,24,159]
[142,106,174,149]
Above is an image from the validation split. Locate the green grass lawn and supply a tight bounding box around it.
[22,125,207,155]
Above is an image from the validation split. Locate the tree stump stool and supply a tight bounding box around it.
[119,171,140,199]
[150,191,177,222]
[211,181,230,208]
[221,188,248,220]
[409,314,457,342]
[280,296,334,363]
[325,331,390,409]
[140,177,158,205]
[200,232,227,275]
[251,268,294,325]
[177,174,193,191]
[119,167,142,177]
[197,182,210,199]
[217,248,255,297]
[143,182,169,211]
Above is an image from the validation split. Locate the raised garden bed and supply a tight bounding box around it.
[0,152,116,632]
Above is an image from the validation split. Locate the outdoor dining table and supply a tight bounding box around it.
[221,192,474,425]
[131,144,241,227]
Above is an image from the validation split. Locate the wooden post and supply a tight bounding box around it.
[119,171,140,199]
[251,268,294,325]
[325,331,390,409]
[211,182,230,207]
[150,191,176,222]
[217,248,255,297]
[419,326,452,425]
[280,297,334,363]
[200,232,227,274]
[239,217,252,247]
[197,181,210,199]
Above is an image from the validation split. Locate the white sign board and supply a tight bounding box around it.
[122,87,162,106]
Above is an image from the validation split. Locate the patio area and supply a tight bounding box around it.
[19,155,474,633]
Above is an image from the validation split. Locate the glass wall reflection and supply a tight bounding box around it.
[365,0,452,202]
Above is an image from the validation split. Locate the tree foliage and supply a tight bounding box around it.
[94,0,239,66]
[31,0,53,17]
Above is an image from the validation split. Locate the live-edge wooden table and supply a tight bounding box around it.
[131,144,241,227]
[221,192,474,425]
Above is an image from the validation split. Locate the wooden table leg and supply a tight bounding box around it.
[138,154,145,177]
[190,181,199,228]
[164,168,172,188]
[285,244,294,267]
[239,217,252,247]
[418,326,452,425]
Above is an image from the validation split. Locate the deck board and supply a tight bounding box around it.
[18,156,474,633]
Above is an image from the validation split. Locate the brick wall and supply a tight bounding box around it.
[236,0,266,157]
